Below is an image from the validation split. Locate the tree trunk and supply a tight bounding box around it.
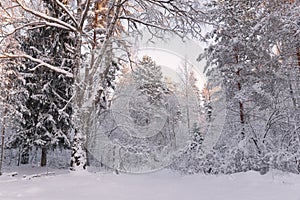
[296,48,300,72]
[288,76,297,108]
[41,148,47,167]
[0,107,7,176]
[236,63,245,138]
[70,3,87,169]
[70,131,87,170]
[70,40,88,171]
[296,48,300,107]
[70,0,120,171]
[20,148,29,165]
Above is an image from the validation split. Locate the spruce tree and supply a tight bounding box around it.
[8,1,75,167]
[133,55,165,105]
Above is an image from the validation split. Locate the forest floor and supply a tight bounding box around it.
[1,166,300,200]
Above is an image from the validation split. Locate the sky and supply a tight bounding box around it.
[132,29,207,90]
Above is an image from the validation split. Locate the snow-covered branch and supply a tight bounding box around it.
[54,0,78,28]
[15,0,77,32]
[0,54,73,78]
[79,0,91,30]
[4,20,74,38]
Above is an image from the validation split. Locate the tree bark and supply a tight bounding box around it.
[235,51,245,137]
[297,48,300,72]
[70,37,87,170]
[296,48,300,107]
[70,0,88,170]
[20,148,29,165]
[0,107,7,176]
[41,148,47,167]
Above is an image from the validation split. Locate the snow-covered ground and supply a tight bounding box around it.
[1,167,300,200]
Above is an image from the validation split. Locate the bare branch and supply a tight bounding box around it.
[0,2,12,17]
[119,16,175,32]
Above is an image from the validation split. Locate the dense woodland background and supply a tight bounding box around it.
[1,0,300,175]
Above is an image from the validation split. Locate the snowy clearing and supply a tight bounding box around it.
[1,167,300,200]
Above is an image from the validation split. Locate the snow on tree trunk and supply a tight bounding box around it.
[70,130,87,170]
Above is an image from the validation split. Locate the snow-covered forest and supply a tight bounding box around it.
[1,0,300,199]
